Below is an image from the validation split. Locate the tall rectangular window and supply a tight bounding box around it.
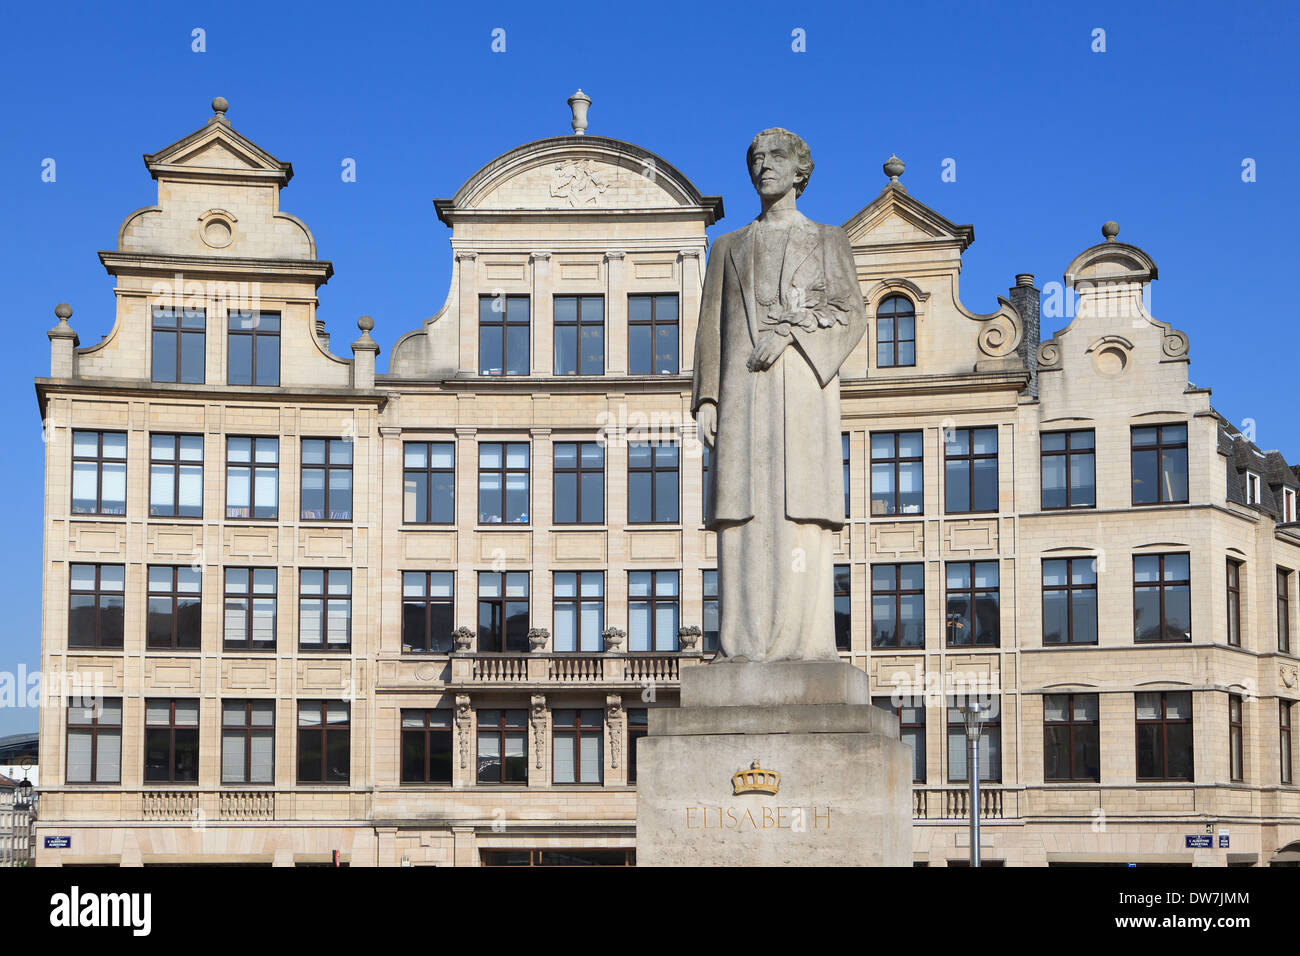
[553,442,603,524]
[401,709,453,784]
[478,442,529,524]
[834,564,851,651]
[947,699,1001,782]
[476,709,527,784]
[1227,559,1243,647]
[301,439,353,521]
[403,441,454,524]
[149,434,203,518]
[221,700,274,785]
[1279,568,1292,654]
[842,433,851,517]
[553,709,603,784]
[875,295,916,367]
[628,441,679,523]
[703,570,719,653]
[1229,694,1244,783]
[1042,558,1098,645]
[1133,553,1191,643]
[1044,694,1100,782]
[629,570,679,651]
[223,568,276,651]
[874,696,926,782]
[146,566,202,649]
[479,295,530,376]
[946,561,1000,647]
[1135,691,1194,781]
[944,427,998,513]
[1041,429,1095,509]
[1282,701,1294,785]
[144,698,200,784]
[871,431,923,516]
[72,431,127,515]
[227,312,280,387]
[627,708,648,783]
[225,437,278,519]
[402,571,454,654]
[553,571,604,652]
[628,294,679,374]
[66,698,122,784]
[1131,423,1188,505]
[872,563,924,648]
[68,563,124,649]
[297,700,349,784]
[554,295,604,375]
[298,569,352,651]
[151,307,206,384]
[478,571,529,652]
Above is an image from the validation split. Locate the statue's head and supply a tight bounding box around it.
[746,128,814,200]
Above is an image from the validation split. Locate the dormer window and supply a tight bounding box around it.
[1246,471,1262,506]
[1285,488,1297,523]
[875,295,916,367]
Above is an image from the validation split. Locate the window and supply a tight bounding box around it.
[479,295,530,376]
[402,571,454,654]
[628,294,679,374]
[151,307,206,384]
[297,701,350,784]
[875,295,916,367]
[149,434,203,518]
[1131,424,1188,505]
[871,431,923,516]
[401,709,453,784]
[301,439,353,521]
[221,700,274,785]
[72,431,127,515]
[1229,695,1244,783]
[68,564,124,649]
[223,568,277,651]
[842,434,850,517]
[1285,488,1298,523]
[628,441,679,523]
[874,696,926,782]
[553,709,603,784]
[1227,559,1243,647]
[1135,691,1194,781]
[702,445,713,526]
[299,569,352,651]
[477,709,527,784]
[225,437,278,519]
[227,312,280,387]
[553,572,604,652]
[1044,694,1100,781]
[1042,558,1098,645]
[66,698,122,784]
[834,565,851,651]
[947,699,1001,782]
[627,709,648,783]
[1246,471,1262,505]
[1279,568,1292,654]
[478,442,529,524]
[403,441,455,524]
[703,570,719,653]
[629,570,679,651]
[944,427,998,513]
[872,563,924,648]
[144,698,200,784]
[554,295,604,375]
[553,442,604,524]
[1133,553,1191,643]
[946,561,999,647]
[478,571,529,652]
[1283,701,1294,785]
[146,566,202,649]
[1041,430,1095,509]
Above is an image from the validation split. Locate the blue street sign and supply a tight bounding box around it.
[44,836,71,849]
[1185,834,1212,848]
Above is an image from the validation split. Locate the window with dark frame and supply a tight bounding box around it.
[478,442,530,524]
[553,442,604,524]
[227,312,280,387]
[628,441,679,523]
[68,563,125,649]
[1279,568,1292,654]
[149,434,204,517]
[1135,691,1194,781]
[151,307,206,384]
[627,708,648,784]
[1042,558,1098,645]
[553,571,604,652]
[297,700,350,784]
[476,709,527,784]
[223,567,277,651]
[71,431,127,516]
[301,439,353,521]
[1044,693,1100,782]
[144,698,200,784]
[478,295,530,376]
[478,571,529,652]
[875,295,916,367]
[1227,559,1243,647]
[946,561,1000,647]
[66,698,122,784]
[628,294,679,374]
[1131,424,1188,505]
[1041,430,1096,510]
[703,570,719,653]
[298,569,352,651]
[1283,701,1294,786]
[146,565,202,650]
[554,295,605,375]
[221,700,274,785]
[872,563,924,648]
[1229,694,1244,783]
[401,709,453,784]
[873,695,926,782]
[402,571,454,654]
[834,564,851,651]
[947,698,1001,782]
[871,431,923,516]
[225,437,278,519]
[403,441,455,524]
[629,570,679,651]
[553,709,603,785]
[944,427,998,513]
[1133,553,1191,643]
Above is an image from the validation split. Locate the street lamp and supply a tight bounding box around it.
[963,700,984,867]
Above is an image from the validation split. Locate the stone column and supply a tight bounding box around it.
[531,252,553,375]
[605,251,627,373]
[678,249,703,375]
[455,251,479,372]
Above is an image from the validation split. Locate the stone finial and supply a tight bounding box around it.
[1102,221,1120,241]
[48,303,79,377]
[212,96,229,117]
[351,315,380,389]
[358,315,375,333]
[883,154,905,184]
[567,89,591,135]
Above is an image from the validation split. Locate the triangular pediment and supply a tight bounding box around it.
[143,117,293,185]
[841,184,974,250]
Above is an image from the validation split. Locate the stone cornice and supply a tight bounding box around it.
[98,251,334,284]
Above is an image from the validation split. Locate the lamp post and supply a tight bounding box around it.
[964,701,984,867]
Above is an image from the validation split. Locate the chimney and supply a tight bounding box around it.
[1009,274,1040,397]
[48,303,79,378]
[315,317,330,351]
[351,315,380,389]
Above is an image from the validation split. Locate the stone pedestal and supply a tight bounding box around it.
[636,661,912,866]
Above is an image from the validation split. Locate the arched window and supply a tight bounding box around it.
[876,295,916,367]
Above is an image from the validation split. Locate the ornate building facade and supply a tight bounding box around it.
[32,96,1300,866]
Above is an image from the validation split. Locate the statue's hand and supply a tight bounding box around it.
[747,331,790,371]
[696,402,718,448]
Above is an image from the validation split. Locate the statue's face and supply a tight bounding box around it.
[749,134,800,200]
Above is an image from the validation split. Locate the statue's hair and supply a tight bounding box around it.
[747,128,815,197]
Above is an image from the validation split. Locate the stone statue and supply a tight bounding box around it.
[692,129,867,662]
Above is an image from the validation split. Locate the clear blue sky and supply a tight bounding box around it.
[1,0,1296,734]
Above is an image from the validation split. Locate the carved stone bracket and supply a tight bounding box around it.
[530,694,548,769]
[606,694,624,769]
[455,695,472,770]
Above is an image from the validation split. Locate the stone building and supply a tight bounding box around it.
[32,95,1300,866]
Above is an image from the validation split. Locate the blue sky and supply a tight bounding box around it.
[1,0,1296,734]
